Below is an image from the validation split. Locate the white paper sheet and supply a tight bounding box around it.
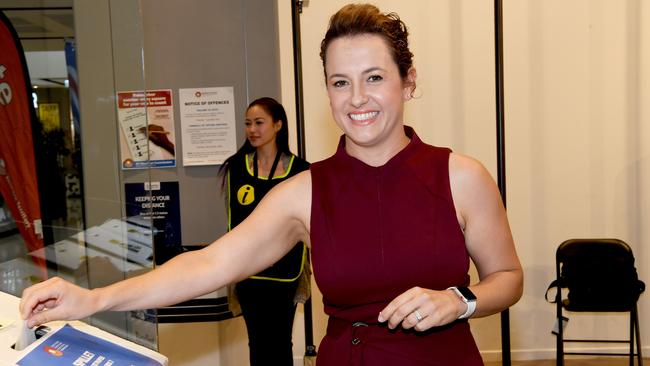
[13,321,36,351]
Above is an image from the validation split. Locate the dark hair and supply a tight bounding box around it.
[320,4,414,85]
[218,97,291,188]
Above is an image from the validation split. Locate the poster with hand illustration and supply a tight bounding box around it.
[117,90,176,169]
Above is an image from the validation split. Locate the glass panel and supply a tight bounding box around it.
[0,3,83,303]
[0,0,158,351]
[82,0,157,349]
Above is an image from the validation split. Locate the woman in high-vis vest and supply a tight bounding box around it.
[219,97,309,366]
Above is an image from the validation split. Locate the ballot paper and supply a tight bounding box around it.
[16,324,162,366]
[14,321,36,351]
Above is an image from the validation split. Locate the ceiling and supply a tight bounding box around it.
[1,0,74,86]
[1,0,74,52]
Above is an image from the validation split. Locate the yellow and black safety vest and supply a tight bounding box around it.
[227,152,310,281]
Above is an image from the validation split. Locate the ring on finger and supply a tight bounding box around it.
[414,310,423,322]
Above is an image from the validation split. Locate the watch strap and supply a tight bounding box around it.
[448,286,477,319]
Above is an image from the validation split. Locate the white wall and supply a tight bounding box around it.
[276,0,650,362]
[503,0,649,360]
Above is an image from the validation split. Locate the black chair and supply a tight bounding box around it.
[546,238,645,366]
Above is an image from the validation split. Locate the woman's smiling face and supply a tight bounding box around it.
[325,33,415,154]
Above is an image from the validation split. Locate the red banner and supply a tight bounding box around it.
[0,11,46,275]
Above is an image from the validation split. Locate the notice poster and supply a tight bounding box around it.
[124,181,183,265]
[179,87,236,166]
[117,90,176,169]
[16,324,163,366]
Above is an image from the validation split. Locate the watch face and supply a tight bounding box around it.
[457,287,477,301]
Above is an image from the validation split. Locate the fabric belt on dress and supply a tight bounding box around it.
[326,318,379,366]
[327,317,380,344]
[324,316,471,366]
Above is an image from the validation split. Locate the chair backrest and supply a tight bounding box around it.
[556,238,645,311]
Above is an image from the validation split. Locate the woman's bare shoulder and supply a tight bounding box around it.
[280,170,312,197]
[448,152,488,179]
[448,152,501,228]
[263,170,313,232]
[448,152,497,191]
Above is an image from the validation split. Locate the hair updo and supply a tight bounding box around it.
[320,3,414,85]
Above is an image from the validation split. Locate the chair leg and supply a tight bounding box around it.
[557,330,563,366]
[631,310,635,366]
[634,305,642,366]
[557,303,564,366]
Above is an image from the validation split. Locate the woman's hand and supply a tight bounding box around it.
[378,286,464,331]
[19,277,100,328]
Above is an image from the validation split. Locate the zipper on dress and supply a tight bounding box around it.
[375,168,385,267]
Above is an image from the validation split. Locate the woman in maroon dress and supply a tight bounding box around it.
[20,4,523,365]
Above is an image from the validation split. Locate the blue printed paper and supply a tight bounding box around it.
[16,324,162,366]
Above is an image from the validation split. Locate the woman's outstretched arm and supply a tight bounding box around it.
[20,171,313,327]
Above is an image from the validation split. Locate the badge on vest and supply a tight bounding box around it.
[237,184,255,205]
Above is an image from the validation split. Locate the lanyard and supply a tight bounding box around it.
[253,150,282,179]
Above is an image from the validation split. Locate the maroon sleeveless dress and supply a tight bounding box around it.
[310,127,484,366]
